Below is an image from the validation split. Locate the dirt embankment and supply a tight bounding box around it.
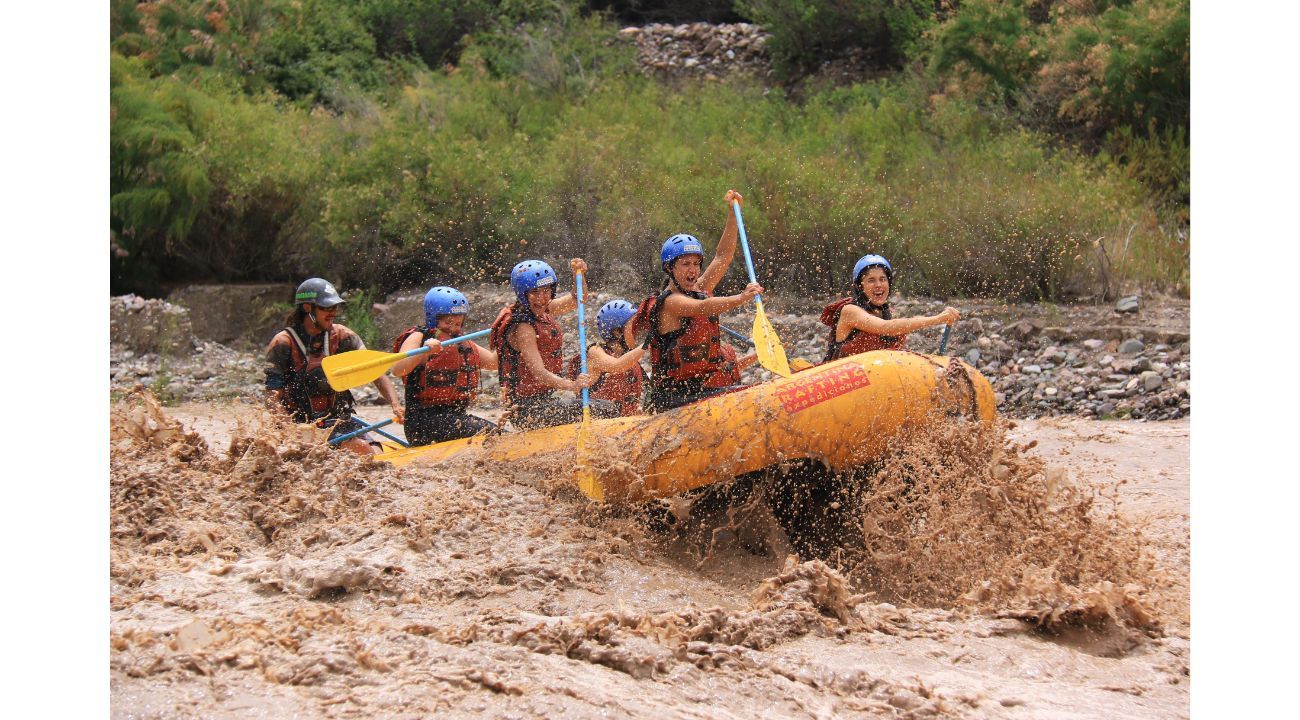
[110,391,1189,718]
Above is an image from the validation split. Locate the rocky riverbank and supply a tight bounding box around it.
[109,288,1190,421]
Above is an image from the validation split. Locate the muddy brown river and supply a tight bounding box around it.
[109,396,1189,718]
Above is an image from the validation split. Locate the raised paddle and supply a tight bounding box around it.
[939,322,953,355]
[731,201,792,378]
[322,329,490,391]
[574,270,602,501]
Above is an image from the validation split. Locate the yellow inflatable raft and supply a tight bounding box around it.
[377,350,996,503]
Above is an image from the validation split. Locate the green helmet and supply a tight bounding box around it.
[294,278,346,308]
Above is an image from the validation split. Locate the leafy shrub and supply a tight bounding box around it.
[736,0,933,77]
[1038,0,1189,137]
[587,1,742,24]
[340,289,384,349]
[110,56,213,295]
[471,3,636,91]
[928,0,1042,100]
[356,0,496,69]
[108,5,1183,300]
[255,0,392,104]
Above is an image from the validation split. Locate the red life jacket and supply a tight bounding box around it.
[392,326,481,409]
[281,325,349,416]
[820,297,907,362]
[565,341,645,416]
[639,289,725,384]
[490,303,564,403]
[703,343,741,389]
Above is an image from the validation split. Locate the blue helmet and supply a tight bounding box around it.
[851,254,893,286]
[423,286,468,327]
[596,299,637,340]
[660,233,704,269]
[510,260,558,306]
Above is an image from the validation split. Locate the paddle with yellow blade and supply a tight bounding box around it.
[374,434,486,466]
[322,329,490,392]
[723,323,817,372]
[731,200,792,378]
[573,269,603,501]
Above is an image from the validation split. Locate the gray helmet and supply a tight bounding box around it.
[294,278,346,308]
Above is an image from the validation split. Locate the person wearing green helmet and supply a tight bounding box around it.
[264,278,404,455]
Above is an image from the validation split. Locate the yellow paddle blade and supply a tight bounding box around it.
[752,300,792,378]
[374,435,484,466]
[322,348,404,391]
[575,406,602,501]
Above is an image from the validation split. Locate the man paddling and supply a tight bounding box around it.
[264,278,403,455]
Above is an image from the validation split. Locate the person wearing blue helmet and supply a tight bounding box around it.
[490,258,617,429]
[564,299,647,416]
[638,189,765,412]
[820,254,959,362]
[264,277,404,455]
[390,286,500,446]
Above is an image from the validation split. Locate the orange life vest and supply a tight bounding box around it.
[281,325,349,416]
[639,289,725,385]
[820,297,907,362]
[392,326,481,409]
[565,341,645,416]
[703,343,742,389]
[491,303,564,403]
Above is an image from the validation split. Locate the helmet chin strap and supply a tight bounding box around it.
[305,306,330,333]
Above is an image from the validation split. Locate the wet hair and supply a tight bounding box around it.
[284,305,309,329]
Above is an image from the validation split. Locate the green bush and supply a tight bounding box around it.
[357,0,496,69]
[1039,0,1189,136]
[108,6,1183,301]
[928,0,1041,100]
[110,55,213,295]
[736,0,933,77]
[340,289,384,349]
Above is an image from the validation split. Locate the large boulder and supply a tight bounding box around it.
[110,295,195,355]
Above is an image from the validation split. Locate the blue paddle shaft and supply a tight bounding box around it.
[347,416,410,447]
[328,418,393,446]
[369,424,410,447]
[721,324,754,348]
[939,323,953,355]
[404,328,490,359]
[731,202,764,305]
[576,273,590,408]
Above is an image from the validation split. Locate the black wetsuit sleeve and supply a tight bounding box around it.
[264,334,292,390]
[338,328,365,352]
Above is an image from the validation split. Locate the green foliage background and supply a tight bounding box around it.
[110,0,1189,301]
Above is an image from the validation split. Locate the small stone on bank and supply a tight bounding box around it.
[1118,339,1145,355]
